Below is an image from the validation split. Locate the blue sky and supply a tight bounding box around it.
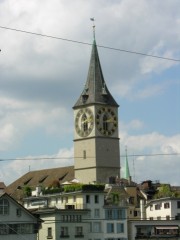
[0,0,179,185]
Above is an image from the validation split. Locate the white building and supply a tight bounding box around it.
[146,197,180,220]
[0,192,40,240]
[23,184,128,240]
[128,220,180,240]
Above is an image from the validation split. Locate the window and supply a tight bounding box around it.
[117,223,124,233]
[129,197,134,204]
[62,215,81,222]
[134,210,138,217]
[166,215,170,220]
[107,223,114,233]
[15,224,33,234]
[155,204,161,210]
[73,196,76,202]
[93,222,101,233]
[149,217,153,220]
[86,195,90,204]
[16,208,21,217]
[47,227,52,239]
[164,202,170,209]
[0,199,9,215]
[94,209,100,218]
[1,224,33,235]
[117,209,124,219]
[0,224,8,235]
[75,226,83,237]
[177,201,180,208]
[83,150,86,159]
[157,216,161,220]
[60,227,68,237]
[107,209,113,219]
[95,195,99,203]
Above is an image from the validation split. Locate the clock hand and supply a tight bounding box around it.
[82,117,93,123]
[105,118,117,123]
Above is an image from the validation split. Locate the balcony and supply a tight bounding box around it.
[136,233,180,239]
[55,203,87,210]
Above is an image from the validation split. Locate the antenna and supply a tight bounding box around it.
[90,18,95,40]
[133,152,136,182]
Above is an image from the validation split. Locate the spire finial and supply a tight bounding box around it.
[90,18,95,40]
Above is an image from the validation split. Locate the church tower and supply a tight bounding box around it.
[73,36,120,184]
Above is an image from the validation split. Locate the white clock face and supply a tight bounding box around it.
[75,108,94,137]
[96,107,117,136]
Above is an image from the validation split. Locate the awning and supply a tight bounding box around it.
[155,226,178,230]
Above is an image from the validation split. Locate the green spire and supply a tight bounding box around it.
[124,147,130,180]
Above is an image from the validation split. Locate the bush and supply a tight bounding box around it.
[64,184,83,193]
[23,186,32,197]
[82,184,105,191]
[42,187,63,195]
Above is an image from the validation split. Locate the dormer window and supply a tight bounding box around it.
[82,87,89,103]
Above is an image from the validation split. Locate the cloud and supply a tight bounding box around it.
[0,96,72,152]
[121,119,144,132]
[120,126,180,185]
[140,41,178,74]
[0,147,74,185]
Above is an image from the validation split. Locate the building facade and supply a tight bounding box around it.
[24,185,128,240]
[146,197,180,220]
[0,193,40,240]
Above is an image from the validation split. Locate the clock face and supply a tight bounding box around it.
[96,107,117,136]
[75,108,94,137]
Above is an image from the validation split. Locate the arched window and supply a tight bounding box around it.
[81,114,88,131]
[103,114,108,131]
[0,199,9,215]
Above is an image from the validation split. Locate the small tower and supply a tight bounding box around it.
[73,28,120,184]
[124,147,131,184]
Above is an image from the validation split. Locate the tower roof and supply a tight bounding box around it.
[73,40,118,108]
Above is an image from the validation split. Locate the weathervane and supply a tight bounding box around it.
[90,18,95,40]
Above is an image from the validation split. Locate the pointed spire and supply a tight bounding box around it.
[73,29,118,108]
[124,146,130,180]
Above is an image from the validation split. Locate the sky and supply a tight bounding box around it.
[0,0,179,186]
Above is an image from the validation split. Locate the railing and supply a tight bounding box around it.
[136,234,180,239]
[75,234,84,238]
[50,203,87,210]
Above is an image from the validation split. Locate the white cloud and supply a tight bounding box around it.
[120,128,180,184]
[0,123,18,151]
[0,96,71,151]
[121,119,144,131]
[140,41,178,74]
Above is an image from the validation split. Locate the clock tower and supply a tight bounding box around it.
[73,38,120,184]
